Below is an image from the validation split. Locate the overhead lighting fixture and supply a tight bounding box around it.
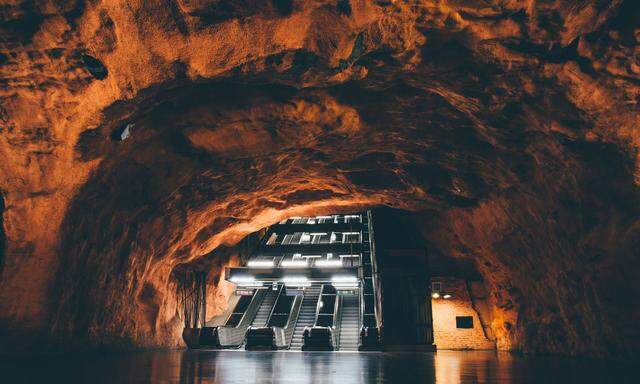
[282,276,309,286]
[332,276,357,283]
[281,260,308,268]
[432,293,440,299]
[443,294,451,299]
[230,276,255,284]
[247,260,274,268]
[331,275,358,289]
[315,259,343,268]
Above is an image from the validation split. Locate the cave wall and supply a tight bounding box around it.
[0,192,5,274]
[423,139,640,358]
[0,0,638,359]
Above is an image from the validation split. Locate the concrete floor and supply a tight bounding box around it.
[1,350,636,383]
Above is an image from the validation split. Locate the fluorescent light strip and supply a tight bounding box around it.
[282,276,309,286]
[332,275,357,283]
[332,283,358,289]
[281,260,308,268]
[247,260,274,268]
[315,260,343,267]
[230,276,255,284]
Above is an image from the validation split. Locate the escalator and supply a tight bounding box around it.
[299,284,340,351]
[199,288,268,348]
[338,294,360,351]
[249,288,278,327]
[192,211,384,352]
[245,286,301,350]
[290,284,322,350]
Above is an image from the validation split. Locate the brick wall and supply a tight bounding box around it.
[431,277,495,350]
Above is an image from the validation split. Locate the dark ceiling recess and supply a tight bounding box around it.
[272,0,293,15]
[337,0,352,16]
[81,54,108,80]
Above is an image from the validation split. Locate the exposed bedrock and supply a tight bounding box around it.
[0,0,638,359]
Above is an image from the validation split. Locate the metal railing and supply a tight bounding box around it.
[215,288,268,348]
[367,210,382,329]
[283,295,303,346]
[333,293,343,349]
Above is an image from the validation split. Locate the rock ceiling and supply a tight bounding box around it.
[0,0,638,359]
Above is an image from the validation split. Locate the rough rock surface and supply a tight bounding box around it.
[0,0,638,359]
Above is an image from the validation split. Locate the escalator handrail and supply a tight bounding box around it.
[218,288,270,347]
[265,285,285,326]
[282,295,302,346]
[333,294,343,349]
[236,289,267,328]
[313,284,326,326]
[366,210,382,329]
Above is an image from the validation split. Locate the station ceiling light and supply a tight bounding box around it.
[281,260,308,268]
[332,276,357,283]
[247,260,274,268]
[331,275,358,289]
[315,259,343,267]
[282,276,310,286]
[230,276,256,284]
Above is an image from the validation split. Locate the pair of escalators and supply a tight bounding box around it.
[204,284,361,351]
[244,285,302,349]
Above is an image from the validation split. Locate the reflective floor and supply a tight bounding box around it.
[1,350,636,383]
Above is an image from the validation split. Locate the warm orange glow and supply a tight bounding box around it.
[431,278,495,350]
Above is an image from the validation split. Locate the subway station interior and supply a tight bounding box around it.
[211,213,377,351]
[181,210,482,353]
[1,1,639,383]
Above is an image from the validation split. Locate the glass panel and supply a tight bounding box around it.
[323,284,337,295]
[234,295,252,313]
[364,295,375,314]
[344,232,361,243]
[320,296,336,313]
[226,313,243,327]
[316,315,333,327]
[363,314,376,327]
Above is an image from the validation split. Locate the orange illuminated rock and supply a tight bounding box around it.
[0,0,638,359]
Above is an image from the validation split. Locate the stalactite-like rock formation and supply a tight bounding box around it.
[0,1,638,359]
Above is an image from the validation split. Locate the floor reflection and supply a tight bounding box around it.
[1,349,636,383]
[178,351,396,383]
